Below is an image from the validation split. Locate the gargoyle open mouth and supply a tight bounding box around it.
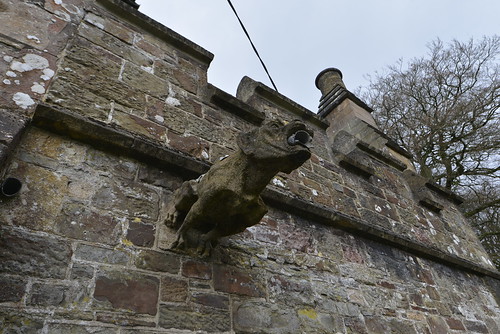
[287,130,312,148]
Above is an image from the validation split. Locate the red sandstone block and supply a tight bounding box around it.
[446,318,466,331]
[182,260,212,280]
[94,270,159,315]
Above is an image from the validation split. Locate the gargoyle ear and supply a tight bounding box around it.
[237,130,257,156]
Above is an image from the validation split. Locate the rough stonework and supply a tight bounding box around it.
[165,119,312,256]
[0,0,499,333]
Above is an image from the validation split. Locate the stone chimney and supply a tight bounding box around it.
[316,67,414,170]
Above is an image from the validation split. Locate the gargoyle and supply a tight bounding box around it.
[164,119,313,256]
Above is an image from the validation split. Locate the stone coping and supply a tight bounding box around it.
[97,0,214,65]
[207,84,265,126]
[29,103,500,280]
[236,76,330,130]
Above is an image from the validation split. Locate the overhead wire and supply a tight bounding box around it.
[226,0,279,92]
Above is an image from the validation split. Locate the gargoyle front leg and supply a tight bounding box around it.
[197,229,220,257]
[170,198,204,250]
[164,179,198,228]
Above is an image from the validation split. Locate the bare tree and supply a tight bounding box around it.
[360,36,500,268]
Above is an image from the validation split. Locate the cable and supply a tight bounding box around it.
[226,0,279,92]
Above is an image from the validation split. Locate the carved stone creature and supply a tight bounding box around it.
[165,119,313,256]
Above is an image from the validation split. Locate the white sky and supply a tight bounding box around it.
[137,0,500,112]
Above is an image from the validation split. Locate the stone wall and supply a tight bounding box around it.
[0,0,499,333]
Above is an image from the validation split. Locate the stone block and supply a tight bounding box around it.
[465,320,489,333]
[70,263,94,280]
[74,244,129,265]
[0,312,44,333]
[94,269,159,315]
[0,275,26,302]
[45,323,119,334]
[0,227,71,279]
[91,180,160,220]
[84,149,139,181]
[135,250,180,274]
[159,304,230,332]
[111,110,167,141]
[55,201,121,245]
[160,276,188,302]
[28,281,90,308]
[126,220,156,247]
[233,300,300,333]
[84,12,135,44]
[137,165,183,190]
[182,260,212,280]
[268,275,314,306]
[445,317,466,331]
[77,22,153,68]
[279,220,314,253]
[426,315,449,334]
[167,131,210,160]
[191,292,229,310]
[120,61,168,99]
[0,161,68,232]
[95,312,156,327]
[213,265,265,297]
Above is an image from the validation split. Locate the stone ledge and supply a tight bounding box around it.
[236,76,329,130]
[207,84,265,126]
[356,141,407,171]
[31,104,500,280]
[96,0,214,65]
[0,109,30,171]
[31,104,209,179]
[338,153,375,178]
[425,181,464,205]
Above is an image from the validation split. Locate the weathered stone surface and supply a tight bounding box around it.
[0,312,44,334]
[182,260,212,280]
[95,312,156,327]
[94,269,159,315]
[213,265,265,297]
[55,201,121,245]
[28,281,90,308]
[0,161,68,232]
[75,244,129,265]
[233,300,300,334]
[135,250,180,273]
[71,263,94,280]
[137,165,183,190]
[160,275,188,302]
[191,292,229,310]
[0,275,26,302]
[268,275,314,306]
[126,220,156,247]
[45,323,119,334]
[159,304,230,332]
[91,179,160,220]
[0,227,71,279]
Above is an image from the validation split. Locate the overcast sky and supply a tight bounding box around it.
[137,0,499,112]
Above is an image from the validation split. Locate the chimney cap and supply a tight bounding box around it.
[315,68,343,89]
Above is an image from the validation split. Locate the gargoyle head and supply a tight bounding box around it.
[237,119,313,173]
